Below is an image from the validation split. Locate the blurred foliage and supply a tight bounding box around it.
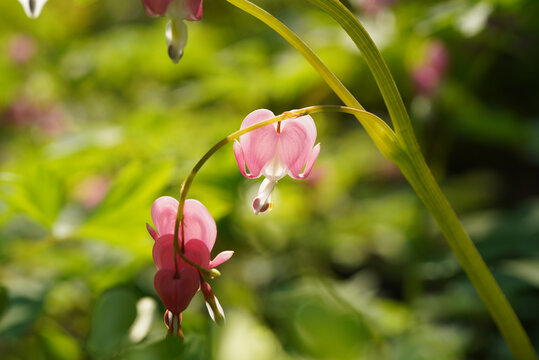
[0,0,538,359]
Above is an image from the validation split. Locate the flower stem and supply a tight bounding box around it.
[224,0,536,358]
[172,106,397,261]
[226,0,364,112]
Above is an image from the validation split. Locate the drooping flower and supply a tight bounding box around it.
[17,0,48,18]
[233,109,320,214]
[142,0,203,63]
[147,196,233,332]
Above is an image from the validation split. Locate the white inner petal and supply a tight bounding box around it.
[167,0,189,20]
[261,152,287,181]
[166,19,188,63]
[252,178,277,215]
[18,0,48,18]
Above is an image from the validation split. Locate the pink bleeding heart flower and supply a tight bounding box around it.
[233,109,320,214]
[142,0,203,63]
[148,196,234,270]
[148,196,233,330]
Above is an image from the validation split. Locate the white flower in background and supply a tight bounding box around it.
[18,0,48,18]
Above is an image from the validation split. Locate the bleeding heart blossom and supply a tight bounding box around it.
[142,0,203,63]
[147,196,233,331]
[18,0,48,18]
[233,109,320,214]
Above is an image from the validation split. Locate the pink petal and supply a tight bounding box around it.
[153,234,180,270]
[183,239,211,268]
[146,223,159,241]
[209,250,234,268]
[281,114,317,148]
[143,0,172,17]
[153,235,214,270]
[289,143,320,180]
[182,199,217,252]
[236,109,279,179]
[154,267,199,315]
[278,115,318,178]
[151,196,179,237]
[185,0,203,21]
[233,141,255,179]
[151,197,216,252]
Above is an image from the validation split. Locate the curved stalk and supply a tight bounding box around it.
[172,106,400,263]
[223,0,536,358]
[308,3,536,358]
[226,0,364,112]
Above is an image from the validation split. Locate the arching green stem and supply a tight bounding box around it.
[223,0,536,358]
[172,105,399,272]
[226,0,364,112]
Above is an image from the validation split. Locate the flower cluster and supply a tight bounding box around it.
[147,196,233,336]
[142,0,203,63]
[149,110,319,336]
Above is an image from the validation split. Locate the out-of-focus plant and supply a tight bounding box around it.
[147,0,535,358]
[2,0,538,359]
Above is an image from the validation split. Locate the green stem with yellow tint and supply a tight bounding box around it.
[172,105,399,273]
[224,0,536,358]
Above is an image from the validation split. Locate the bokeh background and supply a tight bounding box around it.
[1,0,538,359]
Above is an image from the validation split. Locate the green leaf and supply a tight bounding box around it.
[87,288,138,358]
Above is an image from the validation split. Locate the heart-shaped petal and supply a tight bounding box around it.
[153,234,180,270]
[235,109,279,179]
[289,143,320,180]
[182,199,217,252]
[183,239,211,268]
[278,115,318,179]
[153,235,213,271]
[233,141,253,178]
[151,196,179,237]
[154,267,199,314]
[151,197,217,252]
